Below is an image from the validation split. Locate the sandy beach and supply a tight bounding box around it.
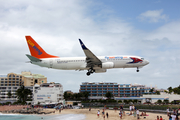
[0,106,169,120]
[0,105,30,112]
[52,108,169,120]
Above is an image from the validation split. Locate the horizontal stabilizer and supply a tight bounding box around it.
[26,54,42,62]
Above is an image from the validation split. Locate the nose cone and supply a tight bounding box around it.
[144,60,149,65]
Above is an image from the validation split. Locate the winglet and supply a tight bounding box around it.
[79,39,88,50]
[25,36,59,59]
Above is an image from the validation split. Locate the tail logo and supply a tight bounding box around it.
[27,39,42,55]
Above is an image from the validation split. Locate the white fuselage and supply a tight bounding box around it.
[31,55,149,71]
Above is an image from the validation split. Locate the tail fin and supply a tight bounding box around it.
[25,36,59,59]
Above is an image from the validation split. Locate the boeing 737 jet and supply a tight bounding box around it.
[25,36,149,76]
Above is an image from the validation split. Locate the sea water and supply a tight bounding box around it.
[0,113,86,120]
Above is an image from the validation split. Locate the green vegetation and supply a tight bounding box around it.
[105,92,113,99]
[168,86,180,94]
[15,85,32,104]
[63,91,90,101]
[7,91,12,98]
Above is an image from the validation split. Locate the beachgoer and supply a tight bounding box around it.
[168,113,172,120]
[176,115,179,120]
[176,109,179,119]
[106,112,108,118]
[171,113,176,120]
[120,105,123,111]
[156,116,159,120]
[160,116,163,120]
[119,110,122,119]
[97,110,100,117]
[140,111,144,116]
[167,107,170,116]
[133,109,136,117]
[104,105,106,110]
[114,106,117,112]
[102,109,105,115]
[132,105,135,111]
[89,107,91,111]
[129,105,132,114]
[120,105,125,116]
[144,112,146,116]
[136,109,140,120]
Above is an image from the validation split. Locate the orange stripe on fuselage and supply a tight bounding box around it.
[25,36,59,59]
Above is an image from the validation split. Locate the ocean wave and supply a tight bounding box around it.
[48,114,86,120]
[0,113,23,116]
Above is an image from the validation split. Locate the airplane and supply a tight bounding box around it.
[25,36,149,76]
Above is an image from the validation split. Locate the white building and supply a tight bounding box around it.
[33,83,64,105]
[141,92,180,103]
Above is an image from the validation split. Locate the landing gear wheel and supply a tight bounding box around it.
[87,72,91,76]
[86,67,95,76]
[136,67,139,72]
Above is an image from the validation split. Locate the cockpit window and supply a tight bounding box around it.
[141,58,144,60]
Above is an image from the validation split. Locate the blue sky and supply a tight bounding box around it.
[92,0,180,30]
[0,0,180,92]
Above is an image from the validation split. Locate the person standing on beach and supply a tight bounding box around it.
[119,110,122,119]
[136,109,140,120]
[106,112,108,118]
[97,110,100,118]
[170,113,176,120]
[89,107,91,111]
[156,116,159,120]
[133,108,136,117]
[120,105,125,116]
[168,113,172,120]
[102,109,105,116]
[167,107,170,116]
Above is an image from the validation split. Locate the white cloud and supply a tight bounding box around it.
[137,9,168,23]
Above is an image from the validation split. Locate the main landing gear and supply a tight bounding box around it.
[137,67,139,72]
[86,68,95,76]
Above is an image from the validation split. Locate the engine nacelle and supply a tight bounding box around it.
[102,62,114,69]
[95,69,107,73]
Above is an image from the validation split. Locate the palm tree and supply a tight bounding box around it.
[149,88,154,94]
[168,87,173,94]
[7,91,12,98]
[82,91,90,101]
[16,86,32,103]
[105,92,113,99]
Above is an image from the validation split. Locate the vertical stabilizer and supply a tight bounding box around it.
[25,36,59,59]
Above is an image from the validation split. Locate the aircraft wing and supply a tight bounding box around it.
[79,39,102,68]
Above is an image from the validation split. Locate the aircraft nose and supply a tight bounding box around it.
[145,60,149,65]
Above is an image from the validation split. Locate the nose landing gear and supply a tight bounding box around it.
[137,67,139,72]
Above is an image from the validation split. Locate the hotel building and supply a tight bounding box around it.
[0,72,47,103]
[79,82,151,97]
